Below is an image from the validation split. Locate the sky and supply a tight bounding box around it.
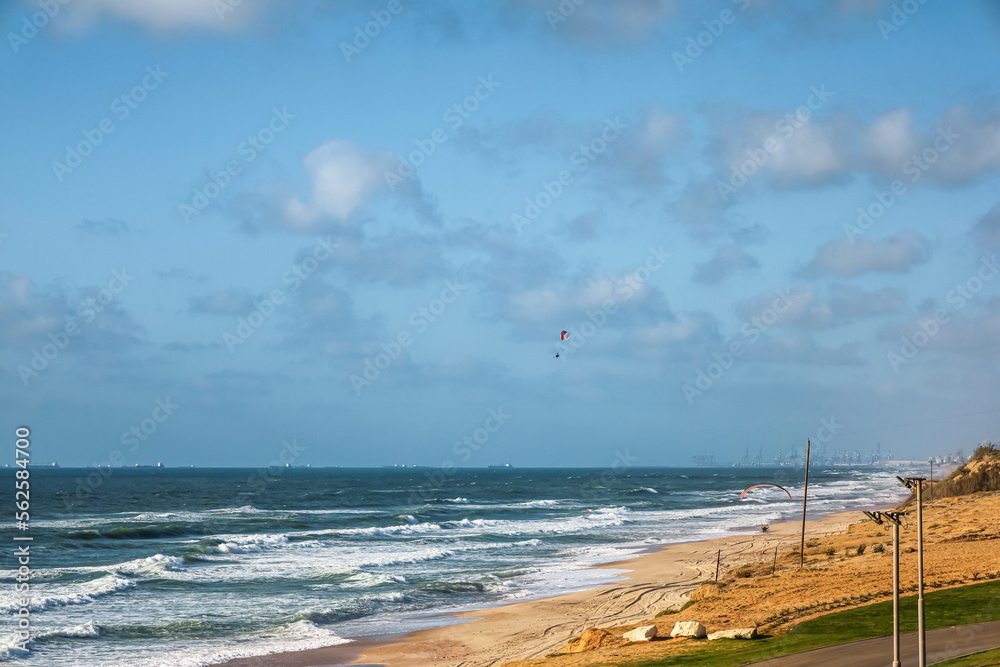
[2,0,1000,468]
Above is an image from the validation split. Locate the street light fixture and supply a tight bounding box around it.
[863,509,904,667]
[899,476,928,667]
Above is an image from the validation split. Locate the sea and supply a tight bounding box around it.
[0,464,928,665]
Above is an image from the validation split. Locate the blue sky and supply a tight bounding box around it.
[3,0,1000,468]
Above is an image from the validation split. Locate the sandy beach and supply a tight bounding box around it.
[214,487,1000,667]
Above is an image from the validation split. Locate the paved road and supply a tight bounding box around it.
[748,620,1000,666]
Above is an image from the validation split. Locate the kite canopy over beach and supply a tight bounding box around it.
[740,483,792,500]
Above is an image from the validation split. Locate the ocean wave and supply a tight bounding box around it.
[119,621,350,667]
[0,573,135,613]
[36,621,102,639]
[65,524,202,540]
[113,554,187,575]
[355,547,456,568]
[336,522,443,537]
[517,499,561,508]
[198,534,293,554]
[341,572,407,588]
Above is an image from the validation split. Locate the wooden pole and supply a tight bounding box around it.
[892,517,900,667]
[917,480,926,667]
[715,549,721,581]
[772,544,779,575]
[799,439,811,570]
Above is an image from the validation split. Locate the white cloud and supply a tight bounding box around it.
[765,121,847,187]
[931,105,1000,185]
[511,0,677,45]
[693,245,759,284]
[284,141,394,229]
[793,284,904,329]
[52,0,269,33]
[863,109,918,173]
[803,232,932,278]
[708,102,1000,195]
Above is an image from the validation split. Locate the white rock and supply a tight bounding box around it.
[708,627,759,640]
[670,621,707,639]
[623,625,658,642]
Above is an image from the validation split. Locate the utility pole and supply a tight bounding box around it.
[864,509,904,667]
[899,476,928,667]
[715,549,721,581]
[799,439,811,569]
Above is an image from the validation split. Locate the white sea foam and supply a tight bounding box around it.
[36,620,101,639]
[336,522,444,537]
[518,499,561,508]
[114,554,187,574]
[0,574,135,613]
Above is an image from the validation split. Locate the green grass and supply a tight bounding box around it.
[619,580,1000,667]
[933,647,1000,666]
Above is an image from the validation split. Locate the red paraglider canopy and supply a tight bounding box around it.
[740,483,792,500]
[560,330,569,340]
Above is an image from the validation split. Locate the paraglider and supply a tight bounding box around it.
[554,330,569,358]
[740,483,792,501]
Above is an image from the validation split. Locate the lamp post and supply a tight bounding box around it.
[864,509,904,667]
[898,476,927,667]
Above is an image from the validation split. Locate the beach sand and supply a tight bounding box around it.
[215,489,1000,667]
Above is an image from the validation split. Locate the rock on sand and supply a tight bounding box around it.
[623,625,658,642]
[708,627,759,640]
[671,621,707,638]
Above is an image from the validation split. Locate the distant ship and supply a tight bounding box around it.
[488,463,512,468]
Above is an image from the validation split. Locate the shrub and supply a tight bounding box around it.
[856,543,867,556]
[872,543,885,554]
[972,443,997,461]
[825,547,836,556]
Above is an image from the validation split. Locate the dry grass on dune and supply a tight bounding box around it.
[503,491,1000,667]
